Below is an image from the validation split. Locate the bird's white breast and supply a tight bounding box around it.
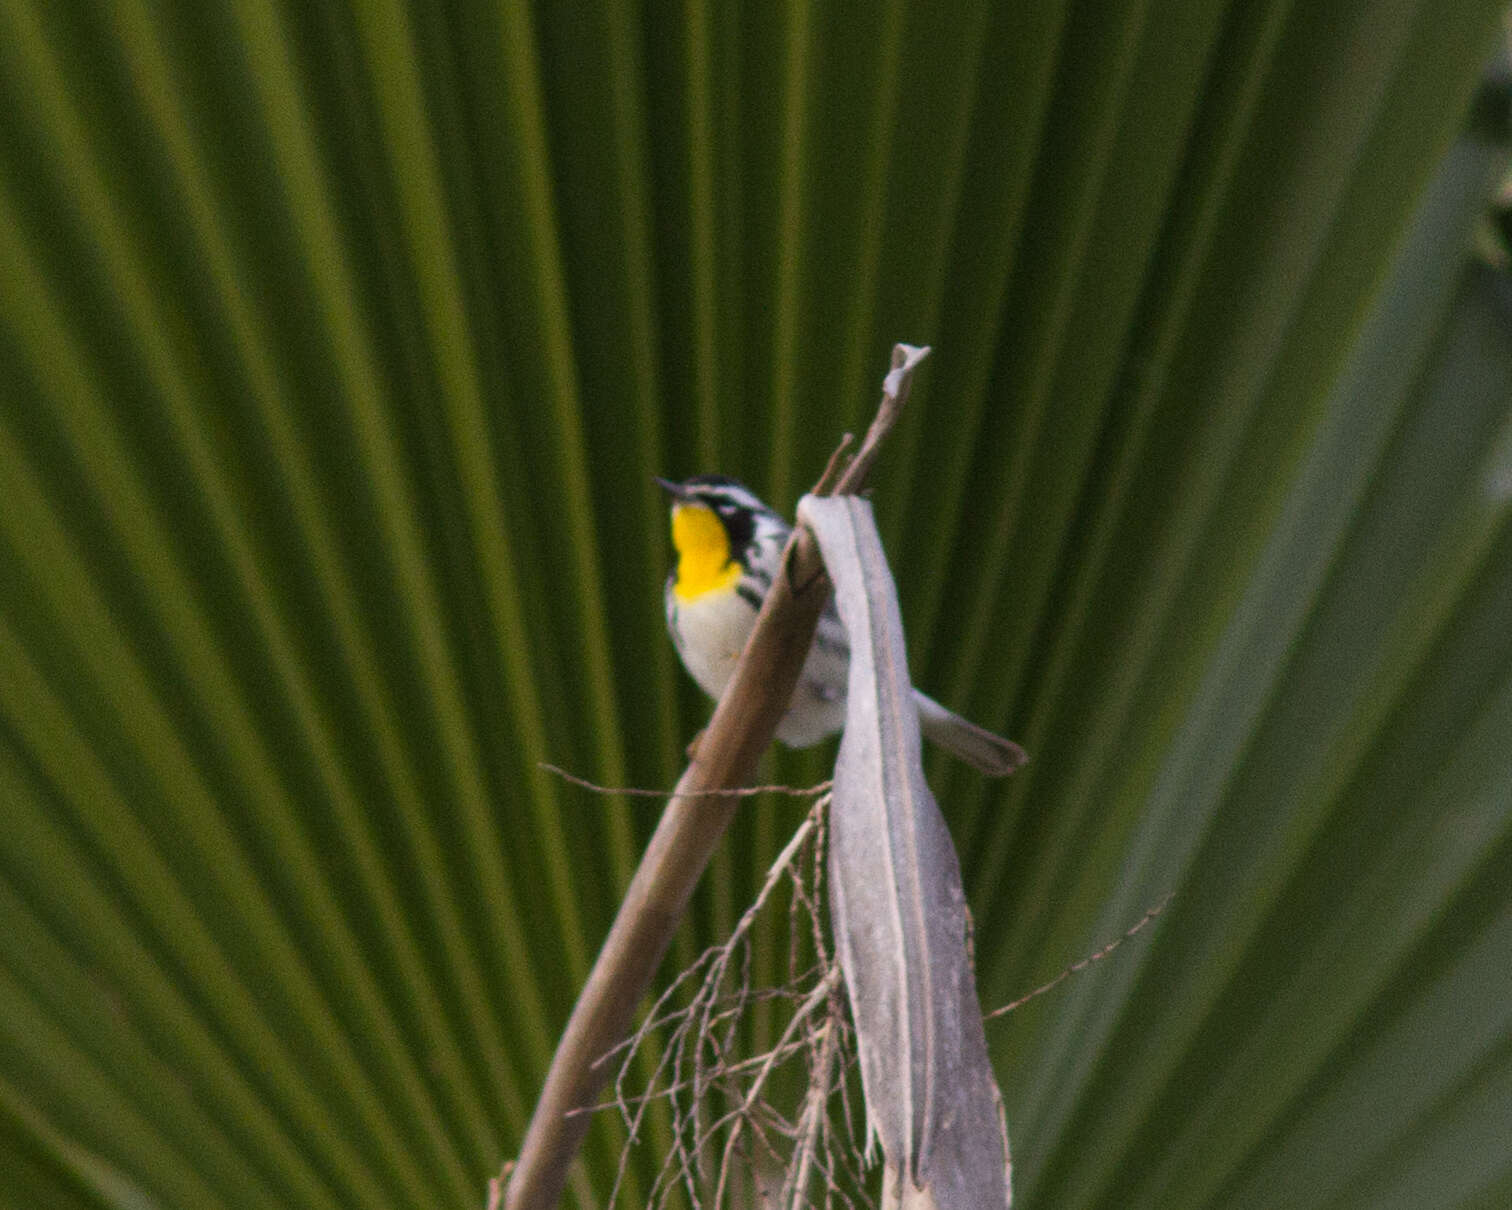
[666,584,758,702]
[667,579,850,748]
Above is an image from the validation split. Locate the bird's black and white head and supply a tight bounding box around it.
[656,475,789,602]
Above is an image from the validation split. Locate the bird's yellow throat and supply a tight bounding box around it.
[671,502,742,601]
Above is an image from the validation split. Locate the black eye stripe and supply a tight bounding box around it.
[672,477,787,548]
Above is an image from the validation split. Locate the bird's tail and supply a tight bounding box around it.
[912,689,1027,778]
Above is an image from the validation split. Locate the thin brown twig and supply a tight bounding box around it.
[568,1024,831,1122]
[811,432,855,496]
[540,762,832,801]
[486,1164,513,1210]
[829,344,928,497]
[580,977,823,1097]
[984,891,1175,1021]
[784,1013,837,1208]
[713,966,845,1206]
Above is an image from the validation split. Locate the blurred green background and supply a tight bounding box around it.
[2,1,1511,1207]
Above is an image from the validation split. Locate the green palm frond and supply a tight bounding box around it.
[1,2,1509,1207]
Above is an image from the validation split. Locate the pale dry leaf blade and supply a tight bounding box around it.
[797,493,1011,1209]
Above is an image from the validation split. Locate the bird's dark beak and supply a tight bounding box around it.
[654,476,685,499]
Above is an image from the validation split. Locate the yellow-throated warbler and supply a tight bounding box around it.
[658,475,1026,776]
